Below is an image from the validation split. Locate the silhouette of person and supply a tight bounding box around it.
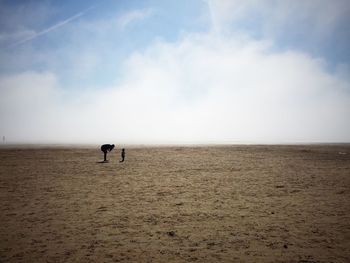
[120,148,125,163]
[100,144,115,162]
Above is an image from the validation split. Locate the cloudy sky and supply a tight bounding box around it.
[0,0,349,144]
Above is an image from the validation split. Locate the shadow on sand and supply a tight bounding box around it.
[96,160,109,164]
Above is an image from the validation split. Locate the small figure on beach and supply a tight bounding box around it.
[120,148,125,163]
[100,144,115,162]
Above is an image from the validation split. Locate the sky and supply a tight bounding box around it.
[0,0,350,144]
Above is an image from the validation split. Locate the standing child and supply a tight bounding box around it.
[120,148,125,162]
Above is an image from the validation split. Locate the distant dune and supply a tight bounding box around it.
[0,145,349,262]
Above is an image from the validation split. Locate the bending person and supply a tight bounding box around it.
[100,144,115,162]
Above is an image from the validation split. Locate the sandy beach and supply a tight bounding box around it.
[0,145,349,262]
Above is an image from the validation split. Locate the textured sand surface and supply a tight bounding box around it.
[0,145,350,262]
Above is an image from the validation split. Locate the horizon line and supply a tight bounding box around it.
[1,142,350,148]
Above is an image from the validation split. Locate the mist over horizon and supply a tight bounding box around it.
[1,0,350,144]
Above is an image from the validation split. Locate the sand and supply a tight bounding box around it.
[0,145,350,262]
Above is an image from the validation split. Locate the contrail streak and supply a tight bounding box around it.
[10,5,96,48]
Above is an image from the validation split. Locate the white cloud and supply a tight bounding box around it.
[0,72,60,141]
[117,8,154,30]
[207,0,350,38]
[1,33,349,144]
